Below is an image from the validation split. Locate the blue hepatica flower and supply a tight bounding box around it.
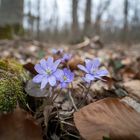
[33,57,63,89]
[78,58,108,83]
[52,48,63,54]
[59,68,74,88]
[61,53,72,63]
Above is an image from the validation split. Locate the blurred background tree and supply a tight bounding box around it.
[0,0,140,44]
[0,0,24,39]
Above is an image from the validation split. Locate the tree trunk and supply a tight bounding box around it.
[37,0,40,40]
[94,0,110,35]
[83,0,92,36]
[94,15,101,35]
[122,0,129,42]
[71,0,79,37]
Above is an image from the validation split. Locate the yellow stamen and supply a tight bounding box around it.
[63,76,67,81]
[46,69,51,75]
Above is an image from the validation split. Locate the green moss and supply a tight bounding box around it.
[0,24,24,39]
[0,59,29,112]
[0,59,29,82]
[0,25,13,39]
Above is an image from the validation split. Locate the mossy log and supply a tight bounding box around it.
[0,59,29,112]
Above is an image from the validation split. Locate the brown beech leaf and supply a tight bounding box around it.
[74,98,140,140]
[102,76,117,89]
[23,62,37,75]
[120,67,136,81]
[124,80,140,101]
[0,107,42,140]
[67,56,83,70]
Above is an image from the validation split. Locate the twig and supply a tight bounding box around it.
[63,116,73,120]
[61,121,75,127]
[75,36,90,49]
[62,130,81,139]
[26,103,35,113]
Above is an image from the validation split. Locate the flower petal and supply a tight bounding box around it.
[40,77,48,89]
[78,65,88,73]
[82,77,91,83]
[32,74,44,83]
[34,64,46,74]
[46,57,54,67]
[48,76,56,86]
[63,68,74,82]
[53,69,64,80]
[96,69,109,77]
[53,59,61,71]
[92,58,101,69]
[62,54,72,62]
[51,48,57,54]
[85,74,95,81]
[85,59,92,70]
[40,59,47,70]
[61,82,68,88]
[59,49,63,53]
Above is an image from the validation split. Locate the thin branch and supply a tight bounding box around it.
[61,121,75,127]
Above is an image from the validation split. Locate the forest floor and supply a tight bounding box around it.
[0,39,140,140]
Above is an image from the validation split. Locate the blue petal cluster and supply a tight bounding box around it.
[51,48,63,54]
[33,57,63,89]
[61,53,72,62]
[33,56,74,89]
[33,54,109,90]
[78,58,108,83]
[59,68,74,88]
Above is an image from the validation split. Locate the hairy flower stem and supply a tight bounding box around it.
[49,87,53,98]
[78,82,92,107]
[68,85,78,111]
[49,87,54,102]
[52,88,62,102]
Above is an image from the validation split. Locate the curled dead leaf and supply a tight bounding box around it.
[102,76,116,89]
[23,62,37,75]
[0,107,42,140]
[67,56,83,70]
[74,98,140,140]
[25,80,47,98]
[120,67,136,81]
[123,80,140,101]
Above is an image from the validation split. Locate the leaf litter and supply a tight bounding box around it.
[0,39,140,139]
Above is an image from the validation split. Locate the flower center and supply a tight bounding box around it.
[92,69,97,74]
[46,69,51,75]
[63,76,67,81]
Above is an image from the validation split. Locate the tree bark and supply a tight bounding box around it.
[94,0,110,35]
[83,0,92,36]
[37,0,40,40]
[122,0,129,42]
[71,0,79,36]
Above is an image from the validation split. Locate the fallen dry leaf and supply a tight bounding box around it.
[121,96,140,113]
[102,76,116,89]
[25,80,48,97]
[120,67,136,81]
[0,107,42,140]
[123,80,140,101]
[23,62,37,75]
[67,56,83,70]
[74,98,140,140]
